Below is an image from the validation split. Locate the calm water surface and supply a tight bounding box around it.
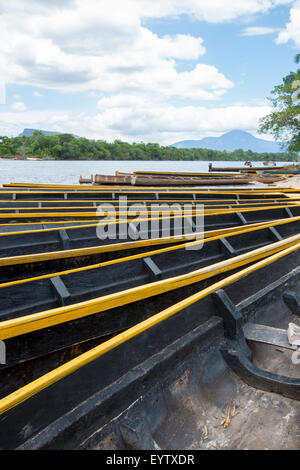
[0,160,293,185]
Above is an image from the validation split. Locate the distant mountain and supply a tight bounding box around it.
[18,128,61,137]
[172,130,285,153]
[18,128,81,138]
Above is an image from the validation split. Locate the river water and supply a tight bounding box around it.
[0,159,293,185]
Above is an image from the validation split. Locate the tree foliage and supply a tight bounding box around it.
[0,130,295,162]
[259,58,300,153]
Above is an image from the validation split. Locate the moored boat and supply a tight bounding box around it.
[0,179,299,450]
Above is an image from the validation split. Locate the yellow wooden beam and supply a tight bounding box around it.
[0,233,299,341]
[0,240,299,415]
[0,202,297,219]
[0,217,279,265]
[1,215,300,288]
[0,200,297,212]
[0,189,288,196]
[0,201,296,236]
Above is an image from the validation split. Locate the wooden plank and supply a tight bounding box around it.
[0,234,300,341]
[0,242,299,416]
[243,322,298,351]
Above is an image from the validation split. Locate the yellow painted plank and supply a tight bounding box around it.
[0,233,299,341]
[0,220,101,227]
[4,181,298,191]
[0,202,297,236]
[1,215,300,288]
[0,240,299,415]
[0,202,296,237]
[133,170,239,176]
[0,203,297,219]
[0,201,297,212]
[0,197,294,206]
[0,189,288,195]
[3,183,299,193]
[1,215,296,268]
[0,217,279,266]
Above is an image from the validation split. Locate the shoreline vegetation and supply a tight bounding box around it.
[0,131,297,162]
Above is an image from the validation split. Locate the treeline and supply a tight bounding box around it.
[0,131,296,161]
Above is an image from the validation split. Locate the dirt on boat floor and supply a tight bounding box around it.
[157,362,300,451]
[96,344,300,451]
[155,312,300,450]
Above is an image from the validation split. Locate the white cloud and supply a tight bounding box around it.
[0,102,272,144]
[11,101,27,111]
[0,0,293,97]
[33,91,43,97]
[242,26,282,35]
[276,0,300,47]
[136,0,293,23]
[0,82,5,105]
[0,0,292,142]
[0,4,226,109]
[92,94,272,143]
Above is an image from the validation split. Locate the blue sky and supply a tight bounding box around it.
[0,0,299,144]
[144,7,295,106]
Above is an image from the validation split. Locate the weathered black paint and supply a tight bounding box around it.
[0,251,299,449]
